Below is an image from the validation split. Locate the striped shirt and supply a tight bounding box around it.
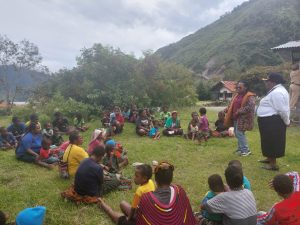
[205,188,257,225]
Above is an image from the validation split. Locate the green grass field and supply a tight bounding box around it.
[0,106,300,225]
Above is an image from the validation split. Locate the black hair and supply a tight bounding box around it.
[54,111,62,118]
[225,166,243,189]
[91,145,106,158]
[12,116,19,123]
[105,143,114,154]
[0,210,6,225]
[228,160,242,170]
[138,109,145,116]
[41,137,52,149]
[273,174,293,196]
[208,174,225,193]
[191,112,198,117]
[136,164,152,180]
[69,131,80,144]
[237,80,250,91]
[155,165,174,186]
[29,113,39,121]
[199,107,207,115]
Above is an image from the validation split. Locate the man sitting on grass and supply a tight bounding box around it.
[257,174,300,225]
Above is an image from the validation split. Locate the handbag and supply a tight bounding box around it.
[58,145,73,179]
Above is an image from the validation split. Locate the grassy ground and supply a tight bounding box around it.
[0,106,300,225]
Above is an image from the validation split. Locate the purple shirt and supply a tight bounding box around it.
[199,115,209,132]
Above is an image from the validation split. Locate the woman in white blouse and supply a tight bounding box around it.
[257,73,290,171]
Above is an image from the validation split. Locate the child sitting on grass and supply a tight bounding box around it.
[228,160,251,190]
[149,120,161,140]
[39,138,60,165]
[74,112,89,132]
[0,127,17,150]
[51,127,64,146]
[257,174,300,225]
[198,108,210,143]
[119,164,156,222]
[198,174,225,225]
[212,111,229,137]
[103,141,128,174]
[42,122,53,138]
[189,118,199,141]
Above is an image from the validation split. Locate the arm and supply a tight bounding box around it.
[236,96,255,115]
[257,206,277,225]
[270,92,290,125]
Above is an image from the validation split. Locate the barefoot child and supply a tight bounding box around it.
[189,119,199,141]
[119,164,155,221]
[198,108,210,142]
[149,120,161,140]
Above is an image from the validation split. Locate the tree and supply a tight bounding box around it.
[0,35,45,114]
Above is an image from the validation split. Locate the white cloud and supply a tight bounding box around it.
[0,0,248,72]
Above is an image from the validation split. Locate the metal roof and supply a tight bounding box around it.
[271,41,300,50]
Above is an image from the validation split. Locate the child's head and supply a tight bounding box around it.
[191,112,198,119]
[41,138,52,150]
[199,107,206,115]
[225,166,243,189]
[134,164,152,185]
[218,111,225,120]
[208,174,225,193]
[44,122,52,130]
[228,160,243,171]
[273,174,294,198]
[153,120,159,128]
[154,161,174,187]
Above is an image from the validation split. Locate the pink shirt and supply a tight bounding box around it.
[88,139,104,155]
[199,115,209,132]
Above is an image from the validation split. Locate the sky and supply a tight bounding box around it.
[0,0,248,72]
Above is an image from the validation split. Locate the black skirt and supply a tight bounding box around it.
[258,115,286,158]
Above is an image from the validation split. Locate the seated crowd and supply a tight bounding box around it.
[0,106,299,225]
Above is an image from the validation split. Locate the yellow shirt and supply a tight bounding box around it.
[62,144,88,176]
[131,179,155,208]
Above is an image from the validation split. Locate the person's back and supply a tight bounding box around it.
[203,166,256,225]
[74,158,103,196]
[63,144,88,176]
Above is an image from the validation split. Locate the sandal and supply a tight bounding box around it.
[261,165,279,171]
[258,159,270,164]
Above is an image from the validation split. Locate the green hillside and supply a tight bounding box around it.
[156,0,300,78]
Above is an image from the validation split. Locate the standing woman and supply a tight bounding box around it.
[224,80,256,156]
[257,73,290,171]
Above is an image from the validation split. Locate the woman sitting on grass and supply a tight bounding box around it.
[135,109,151,136]
[62,131,88,176]
[88,129,106,155]
[15,123,53,169]
[98,161,196,225]
[163,111,183,136]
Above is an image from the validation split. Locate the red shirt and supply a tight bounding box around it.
[257,192,300,225]
[40,148,50,159]
[232,94,244,120]
[115,114,124,125]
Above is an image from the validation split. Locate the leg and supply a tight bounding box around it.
[234,122,249,154]
[233,122,241,151]
[98,199,124,224]
[120,201,131,217]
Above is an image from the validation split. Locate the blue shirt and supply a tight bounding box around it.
[7,123,26,137]
[243,176,251,190]
[16,132,42,156]
[149,127,158,136]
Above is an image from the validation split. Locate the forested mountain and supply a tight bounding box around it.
[0,66,50,101]
[156,0,300,79]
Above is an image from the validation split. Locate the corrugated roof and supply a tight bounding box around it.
[222,81,237,92]
[271,41,300,50]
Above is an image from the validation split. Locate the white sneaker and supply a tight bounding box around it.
[240,151,251,157]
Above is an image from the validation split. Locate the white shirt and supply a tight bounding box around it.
[257,84,290,125]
